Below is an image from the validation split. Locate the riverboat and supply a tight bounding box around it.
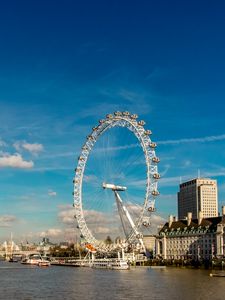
[21,254,42,265]
[91,259,129,270]
[38,260,50,267]
[8,257,18,263]
[50,260,80,267]
[210,272,225,277]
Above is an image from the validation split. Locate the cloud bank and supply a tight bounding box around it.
[0,215,17,227]
[0,153,33,169]
[14,141,44,154]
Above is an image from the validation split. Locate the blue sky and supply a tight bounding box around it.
[0,0,225,242]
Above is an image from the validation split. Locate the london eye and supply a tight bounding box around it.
[73,111,160,253]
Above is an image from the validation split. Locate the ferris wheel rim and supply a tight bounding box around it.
[73,111,159,252]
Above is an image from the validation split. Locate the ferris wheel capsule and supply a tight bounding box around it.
[142,216,151,227]
[87,135,94,141]
[142,221,151,227]
[78,156,85,162]
[144,130,152,135]
[152,157,160,163]
[99,119,105,124]
[123,111,130,116]
[114,111,122,116]
[153,173,160,179]
[136,233,143,239]
[138,120,146,126]
[106,114,113,119]
[149,142,157,148]
[152,190,160,196]
[147,206,156,212]
[130,114,138,119]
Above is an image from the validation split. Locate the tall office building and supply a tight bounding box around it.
[178,178,218,219]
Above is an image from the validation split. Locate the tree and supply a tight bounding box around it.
[105,236,113,245]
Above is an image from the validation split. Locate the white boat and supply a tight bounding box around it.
[91,259,129,270]
[38,260,50,267]
[210,272,225,277]
[21,254,42,265]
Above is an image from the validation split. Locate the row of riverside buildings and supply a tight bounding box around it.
[153,178,225,261]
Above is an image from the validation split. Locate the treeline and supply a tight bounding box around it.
[50,244,86,257]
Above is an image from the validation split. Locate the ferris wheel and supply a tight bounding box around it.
[73,111,160,253]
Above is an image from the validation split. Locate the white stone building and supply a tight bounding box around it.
[143,235,156,252]
[156,209,225,261]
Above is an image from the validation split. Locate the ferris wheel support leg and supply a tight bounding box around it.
[91,252,95,262]
[122,247,125,260]
[114,191,146,254]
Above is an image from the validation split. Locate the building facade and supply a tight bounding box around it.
[178,178,218,219]
[143,235,156,253]
[156,210,225,261]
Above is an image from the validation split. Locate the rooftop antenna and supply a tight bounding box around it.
[198,169,201,179]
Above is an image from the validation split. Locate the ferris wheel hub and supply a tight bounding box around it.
[102,182,127,191]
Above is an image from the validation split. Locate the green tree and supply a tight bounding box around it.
[105,236,113,245]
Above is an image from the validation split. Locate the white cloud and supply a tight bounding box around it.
[13,141,43,154]
[22,142,43,153]
[13,142,21,152]
[40,228,62,238]
[48,190,57,197]
[0,153,33,169]
[95,227,111,234]
[57,203,167,241]
[58,207,74,225]
[58,207,109,227]
[0,215,17,227]
[149,214,166,232]
[158,134,225,145]
[58,206,121,240]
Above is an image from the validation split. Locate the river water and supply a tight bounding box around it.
[0,261,224,300]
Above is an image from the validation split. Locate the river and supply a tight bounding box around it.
[0,261,224,299]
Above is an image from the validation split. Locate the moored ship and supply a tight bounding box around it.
[91,258,129,270]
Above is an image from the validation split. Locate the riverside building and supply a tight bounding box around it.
[156,208,225,260]
[178,178,218,219]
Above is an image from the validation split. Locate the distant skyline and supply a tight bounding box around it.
[0,0,225,242]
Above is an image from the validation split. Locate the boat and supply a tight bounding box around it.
[21,254,42,265]
[8,257,18,263]
[38,260,50,267]
[210,272,225,277]
[50,260,80,267]
[91,259,129,270]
